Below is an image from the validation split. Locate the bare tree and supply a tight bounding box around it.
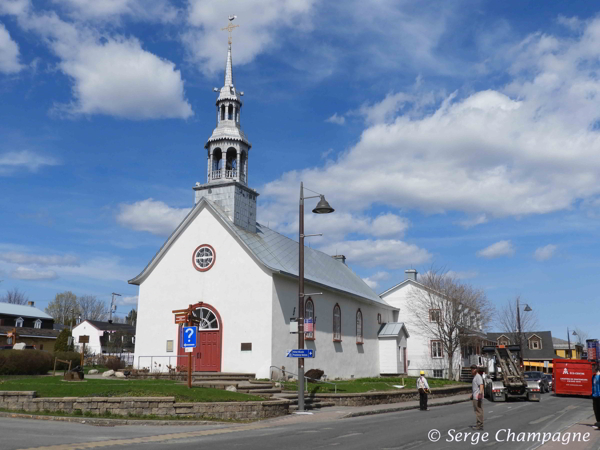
[408,268,493,380]
[497,296,538,350]
[45,291,79,325]
[0,288,29,305]
[77,295,109,321]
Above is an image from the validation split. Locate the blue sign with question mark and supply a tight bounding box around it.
[182,326,197,348]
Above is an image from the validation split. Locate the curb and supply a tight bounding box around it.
[0,411,232,427]
[341,397,470,418]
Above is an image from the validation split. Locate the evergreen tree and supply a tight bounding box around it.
[54,329,74,352]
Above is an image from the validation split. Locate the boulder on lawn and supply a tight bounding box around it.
[225,385,237,392]
[102,370,115,378]
[305,369,324,382]
[115,371,126,378]
[88,369,99,375]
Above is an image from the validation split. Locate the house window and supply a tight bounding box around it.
[530,340,540,350]
[433,369,443,378]
[377,313,381,324]
[333,304,341,341]
[34,319,42,329]
[15,317,24,327]
[39,344,44,350]
[431,340,443,358]
[429,309,441,322]
[356,309,363,344]
[305,298,315,340]
[132,336,135,344]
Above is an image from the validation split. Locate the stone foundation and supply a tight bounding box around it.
[0,392,288,420]
[313,385,470,407]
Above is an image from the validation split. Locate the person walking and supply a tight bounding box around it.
[470,364,484,430]
[593,365,600,430]
[417,371,430,411]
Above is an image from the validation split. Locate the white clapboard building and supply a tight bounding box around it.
[129,39,409,379]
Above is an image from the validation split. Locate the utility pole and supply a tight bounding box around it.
[110,293,121,322]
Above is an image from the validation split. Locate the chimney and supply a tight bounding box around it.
[27,301,35,307]
[108,319,113,324]
[332,255,346,265]
[405,269,418,281]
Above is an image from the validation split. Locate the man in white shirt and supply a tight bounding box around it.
[470,364,484,430]
[417,371,430,411]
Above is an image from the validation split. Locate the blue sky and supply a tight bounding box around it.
[0,0,599,338]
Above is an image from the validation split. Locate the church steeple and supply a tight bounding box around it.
[194,17,258,233]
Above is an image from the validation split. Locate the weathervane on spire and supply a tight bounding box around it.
[222,15,239,45]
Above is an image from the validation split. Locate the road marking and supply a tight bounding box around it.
[299,430,319,433]
[529,415,554,424]
[15,423,272,450]
[337,432,362,438]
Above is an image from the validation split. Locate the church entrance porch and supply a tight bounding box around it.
[178,304,222,372]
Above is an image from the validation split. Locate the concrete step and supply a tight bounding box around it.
[238,388,282,394]
[192,372,255,379]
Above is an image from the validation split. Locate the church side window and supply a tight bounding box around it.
[356,309,363,344]
[333,304,341,341]
[305,298,315,340]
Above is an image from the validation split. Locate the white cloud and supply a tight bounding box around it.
[477,240,515,259]
[320,239,431,269]
[261,18,600,222]
[355,92,413,125]
[117,198,190,236]
[58,256,139,281]
[458,214,488,228]
[182,0,317,74]
[325,113,345,125]
[119,295,138,305]
[534,244,557,261]
[0,252,79,266]
[10,266,58,280]
[362,271,390,289]
[4,7,192,119]
[0,150,59,175]
[0,22,23,74]
[52,0,178,22]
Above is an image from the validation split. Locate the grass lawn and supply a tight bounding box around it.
[0,376,262,403]
[282,376,468,394]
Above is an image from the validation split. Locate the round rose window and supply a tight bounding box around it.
[193,244,215,271]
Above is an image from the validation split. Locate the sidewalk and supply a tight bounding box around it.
[265,393,471,425]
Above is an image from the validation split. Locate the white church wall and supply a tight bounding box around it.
[271,275,397,380]
[133,206,273,376]
[381,282,461,379]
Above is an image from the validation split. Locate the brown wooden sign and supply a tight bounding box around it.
[79,335,89,344]
[175,315,187,324]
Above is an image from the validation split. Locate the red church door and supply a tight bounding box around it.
[178,304,222,372]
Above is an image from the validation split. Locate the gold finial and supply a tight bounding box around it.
[222,17,239,45]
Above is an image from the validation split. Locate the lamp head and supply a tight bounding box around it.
[524,304,532,312]
[572,330,578,336]
[312,195,334,214]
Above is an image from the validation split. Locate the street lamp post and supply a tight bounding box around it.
[516,298,532,367]
[297,182,334,412]
[568,328,578,359]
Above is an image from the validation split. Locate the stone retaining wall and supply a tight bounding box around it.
[0,392,288,420]
[313,385,471,407]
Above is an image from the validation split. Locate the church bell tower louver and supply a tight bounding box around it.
[194,19,258,232]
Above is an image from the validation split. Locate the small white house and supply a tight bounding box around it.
[378,322,410,375]
[72,320,135,356]
[128,39,409,379]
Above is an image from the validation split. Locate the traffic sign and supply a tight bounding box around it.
[182,326,197,348]
[286,349,314,358]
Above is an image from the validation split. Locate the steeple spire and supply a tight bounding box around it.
[224,44,234,89]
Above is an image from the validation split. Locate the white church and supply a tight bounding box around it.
[130,37,410,380]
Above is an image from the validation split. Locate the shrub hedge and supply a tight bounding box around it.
[0,350,53,375]
[105,356,125,371]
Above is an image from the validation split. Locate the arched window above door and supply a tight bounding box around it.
[192,306,220,330]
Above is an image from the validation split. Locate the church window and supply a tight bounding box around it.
[192,306,220,330]
[193,244,216,272]
[377,313,382,324]
[333,304,341,341]
[228,104,233,120]
[356,309,363,344]
[221,105,225,121]
[305,298,315,340]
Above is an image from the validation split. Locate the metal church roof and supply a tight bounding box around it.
[378,322,410,337]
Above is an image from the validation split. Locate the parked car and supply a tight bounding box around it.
[543,374,553,391]
[524,371,550,393]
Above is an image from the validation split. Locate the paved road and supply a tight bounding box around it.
[3,394,597,450]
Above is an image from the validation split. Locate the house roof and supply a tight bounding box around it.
[0,326,59,339]
[552,337,582,349]
[487,331,556,361]
[129,198,393,308]
[0,303,52,320]
[378,322,410,338]
[78,320,135,334]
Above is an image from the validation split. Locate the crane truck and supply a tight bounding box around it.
[482,345,541,402]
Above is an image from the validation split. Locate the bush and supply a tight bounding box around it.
[54,351,81,370]
[0,350,53,375]
[54,329,74,353]
[105,357,125,371]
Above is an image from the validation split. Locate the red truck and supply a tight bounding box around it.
[552,359,593,396]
